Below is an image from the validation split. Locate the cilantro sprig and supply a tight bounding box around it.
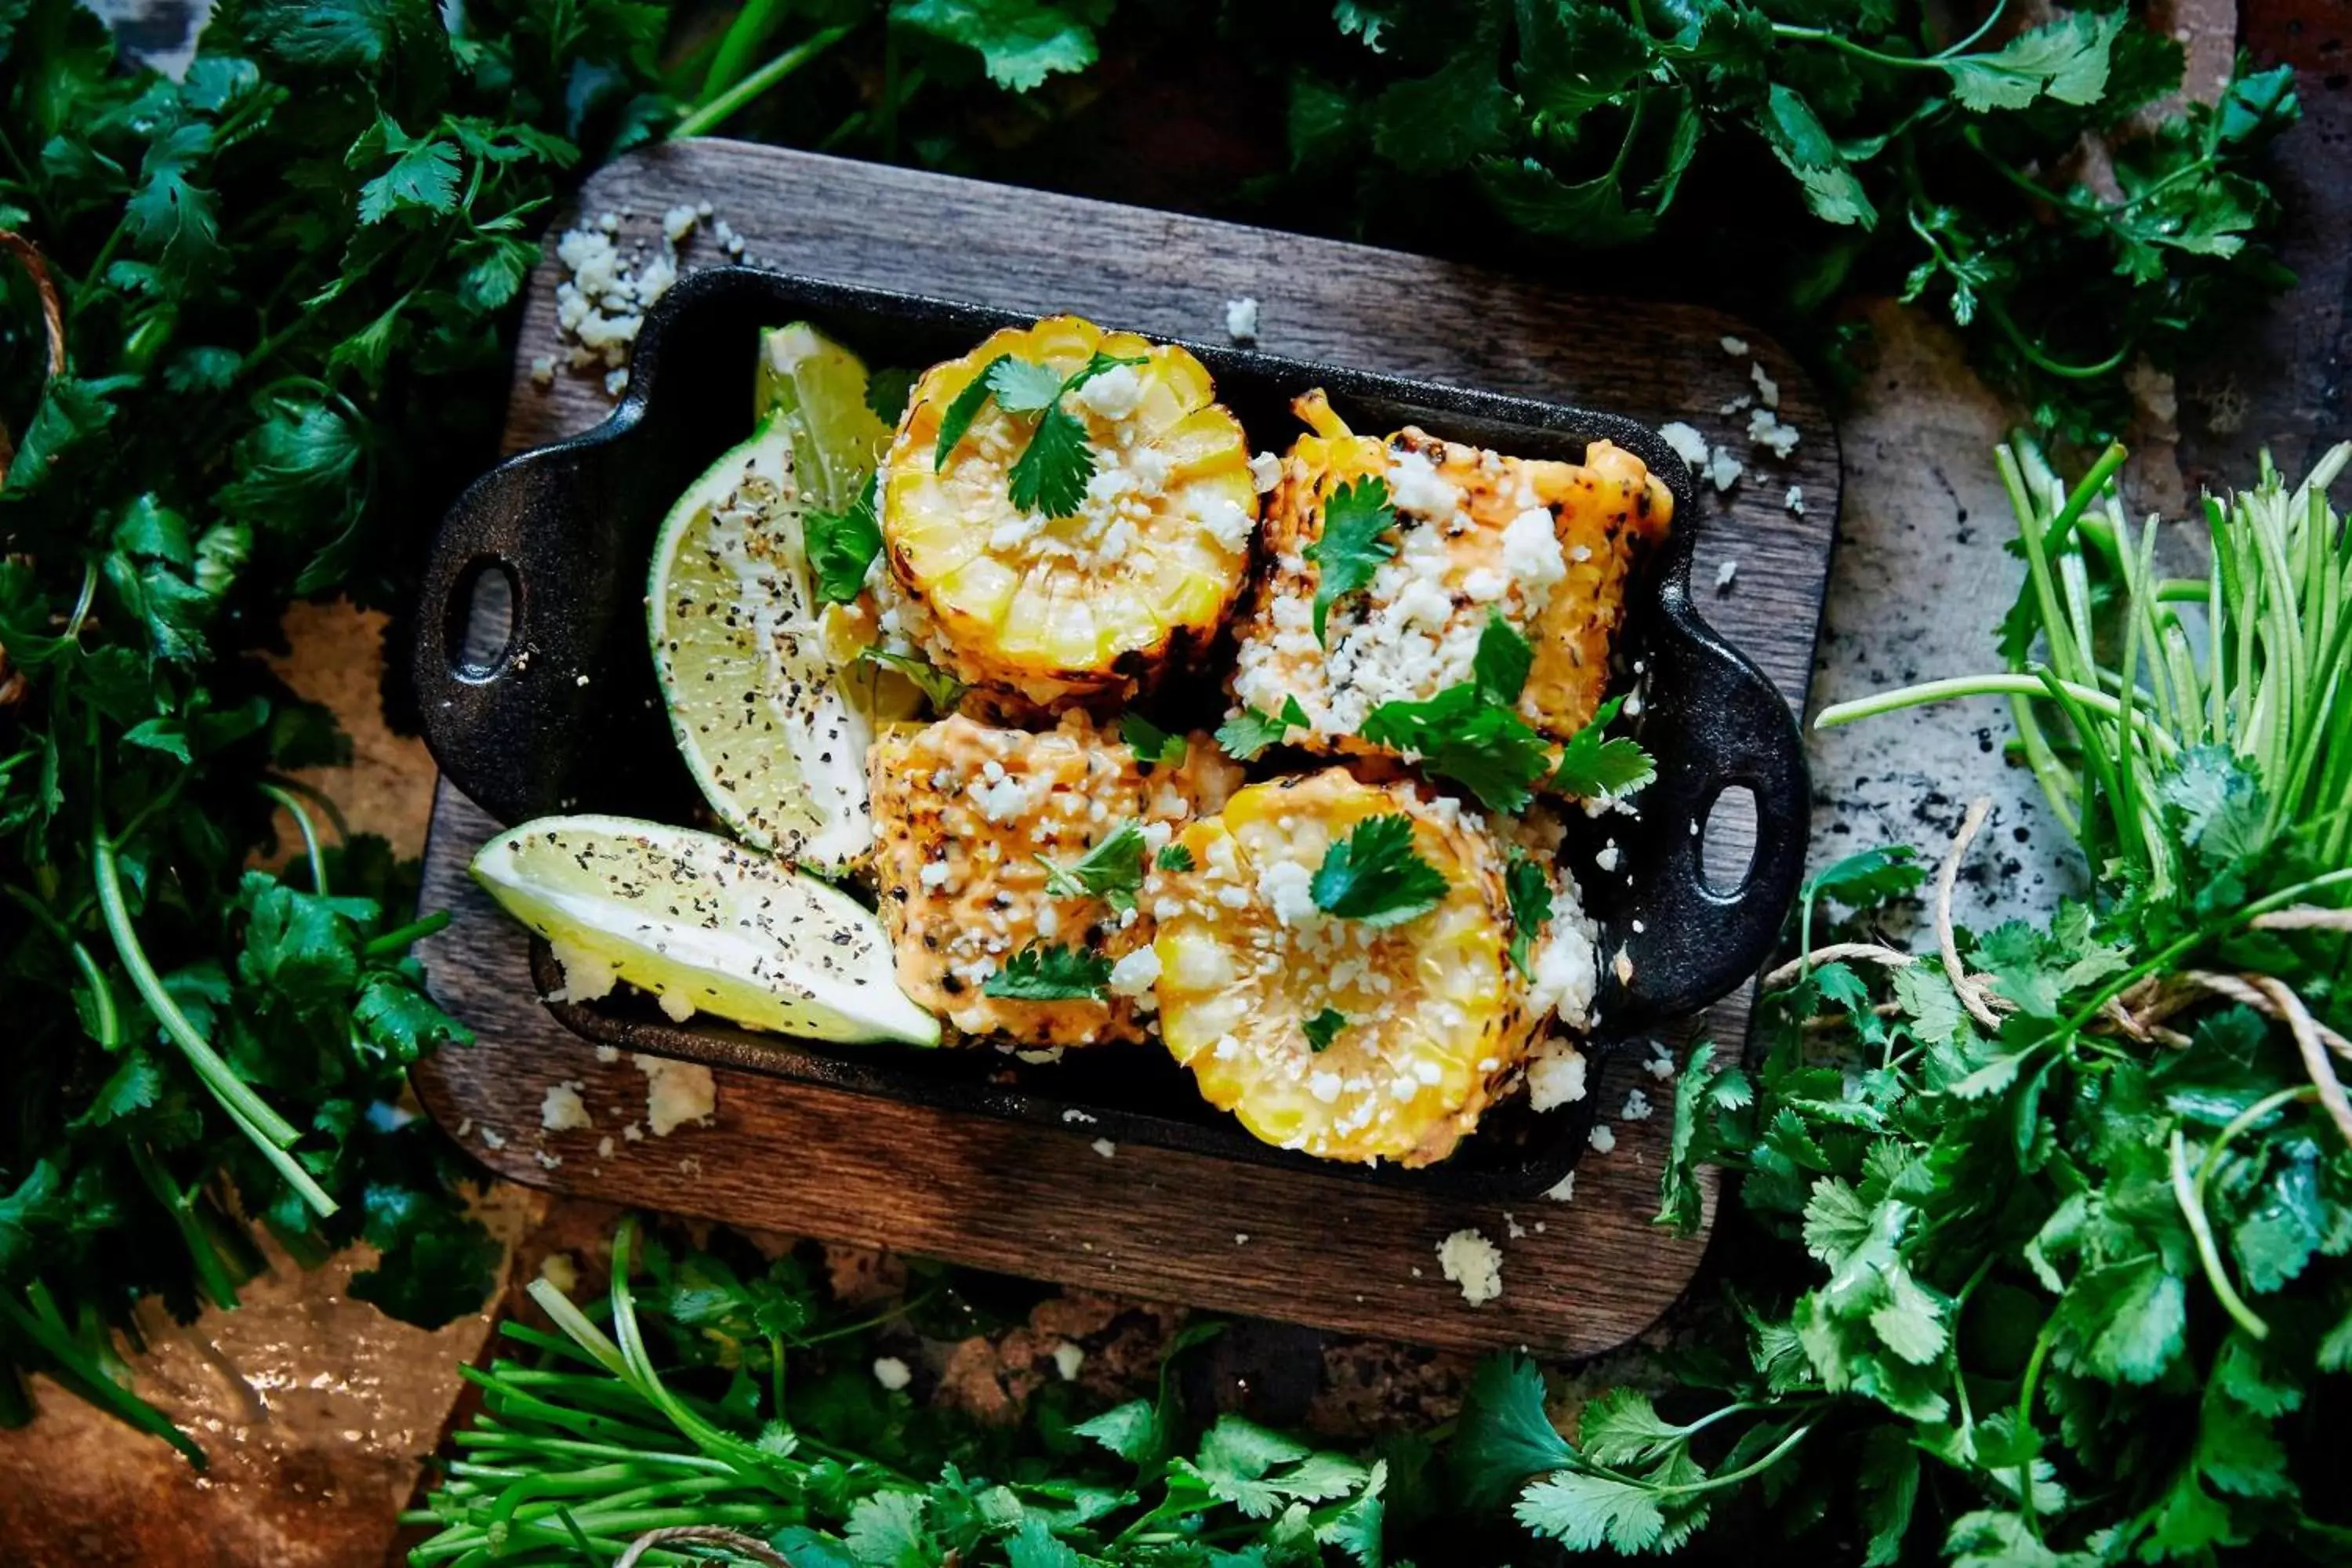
[1036,820,1147,912]
[1302,1007,1348,1052]
[806,471,882,605]
[982,942,1112,1001]
[1216,695,1312,762]
[1303,474,1398,643]
[1311,815,1448,927]
[931,350,1146,519]
[1549,695,1656,800]
[1119,711,1186,767]
[1504,852,1552,979]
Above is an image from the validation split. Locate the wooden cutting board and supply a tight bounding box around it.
[410,140,1839,1359]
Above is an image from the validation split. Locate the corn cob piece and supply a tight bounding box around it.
[867,710,1240,1047]
[1148,768,1556,1167]
[881,316,1259,711]
[1229,390,1673,753]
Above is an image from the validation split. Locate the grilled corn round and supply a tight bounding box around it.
[882,316,1258,710]
[1148,768,1543,1167]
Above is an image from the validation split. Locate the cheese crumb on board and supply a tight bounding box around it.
[1622,1088,1654,1122]
[1224,296,1261,342]
[1787,485,1806,515]
[1751,359,1780,408]
[1438,1229,1504,1305]
[1715,558,1739,593]
[1544,1171,1577,1203]
[872,1357,912,1391]
[1526,1037,1589,1112]
[539,1082,593,1132]
[1589,1122,1617,1154]
[546,938,616,1004]
[538,1252,578,1294]
[1659,421,1709,470]
[1707,446,1744,492]
[1052,1342,1086,1381]
[1719,335,1748,357]
[632,1054,716,1136]
[1091,1137,1117,1159]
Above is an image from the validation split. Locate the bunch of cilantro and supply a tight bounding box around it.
[1268,0,2298,441]
[1452,442,2352,1561]
[409,1217,1407,1565]
[0,0,670,1459]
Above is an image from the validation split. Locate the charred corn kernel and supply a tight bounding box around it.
[1149,768,1548,1167]
[883,316,1258,710]
[867,710,1240,1047]
[1229,390,1674,753]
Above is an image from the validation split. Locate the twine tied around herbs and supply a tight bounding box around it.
[615,1524,798,1566]
[1767,796,2352,1150]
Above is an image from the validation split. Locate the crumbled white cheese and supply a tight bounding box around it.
[1386,448,1458,517]
[533,1147,563,1171]
[1622,1088,1654,1122]
[1438,1229,1504,1305]
[1062,1109,1096,1124]
[1224,296,1260,342]
[967,773,1033,823]
[1707,446,1744,492]
[1786,485,1806,516]
[539,1082,593,1132]
[1500,506,1567,598]
[597,1134,615,1158]
[1052,1342,1086,1381]
[1644,1048,1676,1081]
[1595,840,1621,873]
[1248,451,1282,492]
[546,939,616,1004]
[632,1053,716,1136]
[1526,1037,1589,1112]
[1309,1070,1342,1103]
[1544,1171,1577,1203]
[1747,405,1801,459]
[605,368,630,398]
[1107,946,1162,997]
[1257,859,1319,927]
[1203,496,1256,553]
[1527,920,1601,1029]
[918,859,953,891]
[529,355,556,388]
[1235,1232,1250,1245]
[479,1125,508,1150]
[1075,363,1144,419]
[1751,359,1780,408]
[1658,421,1710,470]
[1720,335,1749,357]
[872,1357,913,1392]
[655,988,695,1023]
[1504,1210,1528,1240]
[1589,1123,1617,1154]
[1715,558,1739,593]
[595,1045,620,1063]
[1091,1137,1117,1159]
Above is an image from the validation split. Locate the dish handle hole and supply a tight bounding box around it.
[450,556,517,683]
[1700,782,1759,898]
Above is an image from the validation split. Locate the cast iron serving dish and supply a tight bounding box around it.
[413,266,1809,1201]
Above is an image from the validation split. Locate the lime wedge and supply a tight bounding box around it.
[649,414,887,873]
[472,815,938,1045]
[756,322,892,515]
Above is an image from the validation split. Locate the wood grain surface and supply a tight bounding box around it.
[411,140,1840,1359]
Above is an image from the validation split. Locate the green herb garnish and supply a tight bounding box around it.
[1119,711,1186,767]
[1036,821,1147,911]
[1359,684,1554,814]
[931,350,1146,520]
[1302,1008,1348,1052]
[1303,474,1399,642]
[1216,695,1312,762]
[1310,814,1447,927]
[1472,612,1534,706]
[1156,844,1194,873]
[857,646,967,712]
[1504,852,1553,979]
[1549,695,1656,800]
[806,471,882,605]
[982,942,1112,1001]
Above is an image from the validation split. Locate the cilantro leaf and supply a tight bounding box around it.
[1549,695,1656,800]
[985,355,1066,412]
[1217,695,1311,761]
[1472,612,1533,706]
[1303,1007,1348,1052]
[1073,1398,1160,1462]
[1036,820,1147,911]
[1802,845,1926,910]
[894,0,1105,93]
[1515,1469,1665,1554]
[1007,404,1094,516]
[1504,851,1552,978]
[1156,844,1193,872]
[1311,814,1446,927]
[1943,9,2123,114]
[1304,475,1398,642]
[808,473,883,606]
[858,646,966,712]
[983,943,1112,1001]
[356,118,461,223]
[932,353,1010,470]
[1119,711,1185,766]
[1359,683,1553,813]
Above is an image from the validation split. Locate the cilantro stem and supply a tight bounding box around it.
[2012,1316,2057,1538]
[1987,298,2132,380]
[364,909,451,956]
[671,25,852,139]
[2170,1128,2270,1341]
[92,833,338,1219]
[2,884,118,1048]
[1813,670,2180,760]
[0,1287,205,1466]
[1768,24,1941,72]
[259,782,329,897]
[1936,0,2009,57]
[127,1140,244,1312]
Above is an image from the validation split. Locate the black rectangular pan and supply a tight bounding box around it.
[412,266,1808,1201]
